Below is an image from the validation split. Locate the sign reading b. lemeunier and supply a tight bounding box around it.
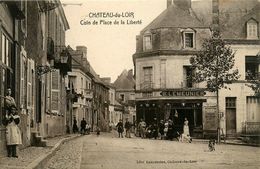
[160,89,206,97]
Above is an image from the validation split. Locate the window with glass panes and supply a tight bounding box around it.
[143,35,152,51]
[184,33,194,48]
[0,32,14,125]
[247,20,258,39]
[143,66,153,89]
[226,97,236,109]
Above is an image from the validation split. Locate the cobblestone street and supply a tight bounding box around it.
[44,132,260,169]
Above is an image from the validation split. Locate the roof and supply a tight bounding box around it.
[113,69,135,90]
[141,3,205,33]
[220,2,260,39]
[192,0,259,39]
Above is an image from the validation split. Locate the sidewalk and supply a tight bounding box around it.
[0,134,81,169]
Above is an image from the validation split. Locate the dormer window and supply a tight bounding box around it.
[182,28,195,49]
[185,33,194,48]
[143,33,152,51]
[247,19,258,39]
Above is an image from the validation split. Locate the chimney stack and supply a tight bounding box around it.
[76,46,87,59]
[173,0,191,10]
[212,0,220,34]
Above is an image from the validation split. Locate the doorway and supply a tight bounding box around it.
[226,97,237,136]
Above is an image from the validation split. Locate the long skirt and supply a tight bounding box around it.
[6,122,22,145]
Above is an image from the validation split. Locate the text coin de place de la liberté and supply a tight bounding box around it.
[80,19,142,25]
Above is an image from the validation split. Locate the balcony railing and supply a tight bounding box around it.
[140,82,154,90]
[242,122,260,135]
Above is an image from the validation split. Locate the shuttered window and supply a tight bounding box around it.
[51,69,60,114]
[20,54,26,108]
[27,60,32,108]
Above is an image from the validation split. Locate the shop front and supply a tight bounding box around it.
[136,89,210,138]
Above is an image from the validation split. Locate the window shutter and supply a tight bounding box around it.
[27,59,32,108]
[20,55,25,108]
[51,69,60,114]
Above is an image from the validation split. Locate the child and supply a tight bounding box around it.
[96,126,100,136]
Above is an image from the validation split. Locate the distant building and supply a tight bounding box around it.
[113,69,136,123]
[68,46,93,132]
[90,68,110,131]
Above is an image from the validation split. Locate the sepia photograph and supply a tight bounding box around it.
[0,0,259,168]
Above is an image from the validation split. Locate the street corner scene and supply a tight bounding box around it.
[0,0,259,169]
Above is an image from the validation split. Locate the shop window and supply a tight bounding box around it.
[247,19,258,40]
[245,56,259,80]
[143,34,152,51]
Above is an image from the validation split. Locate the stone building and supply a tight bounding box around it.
[30,0,71,139]
[113,69,136,123]
[0,1,26,155]
[133,0,259,138]
[67,46,93,132]
[90,67,110,131]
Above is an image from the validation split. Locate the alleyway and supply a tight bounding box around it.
[44,132,260,169]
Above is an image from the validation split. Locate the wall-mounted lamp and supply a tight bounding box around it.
[181,102,186,107]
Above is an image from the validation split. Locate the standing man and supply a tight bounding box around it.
[80,118,87,135]
[138,118,146,139]
[124,118,132,138]
[116,119,124,138]
[158,120,165,140]
[73,117,78,133]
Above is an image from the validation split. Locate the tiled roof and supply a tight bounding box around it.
[141,3,205,33]
[220,3,260,39]
[113,70,135,90]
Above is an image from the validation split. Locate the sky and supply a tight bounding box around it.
[62,0,167,82]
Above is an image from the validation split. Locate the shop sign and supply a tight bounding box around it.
[160,89,206,97]
[204,106,218,130]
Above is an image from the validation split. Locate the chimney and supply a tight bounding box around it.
[212,0,219,34]
[76,46,87,59]
[167,0,173,8]
[128,69,133,78]
[173,0,191,10]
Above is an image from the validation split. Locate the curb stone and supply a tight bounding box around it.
[25,134,82,169]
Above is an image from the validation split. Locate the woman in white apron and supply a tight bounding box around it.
[5,105,22,158]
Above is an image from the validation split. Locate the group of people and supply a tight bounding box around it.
[138,116,192,143]
[73,117,91,135]
[116,118,132,138]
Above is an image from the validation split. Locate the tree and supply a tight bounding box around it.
[190,32,240,143]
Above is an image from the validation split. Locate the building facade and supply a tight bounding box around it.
[133,0,259,138]
[113,69,136,124]
[68,46,93,132]
[0,1,26,155]
[90,67,110,132]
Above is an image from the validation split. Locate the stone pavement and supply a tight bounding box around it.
[43,132,260,169]
[0,134,81,169]
[1,132,259,169]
